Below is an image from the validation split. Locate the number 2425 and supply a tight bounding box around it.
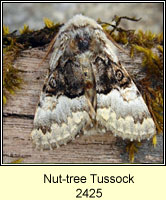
[76,188,102,198]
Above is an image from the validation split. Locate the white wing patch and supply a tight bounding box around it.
[96,85,155,141]
[31,95,90,149]
[31,14,156,150]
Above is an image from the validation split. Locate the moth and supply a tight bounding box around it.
[31,14,156,150]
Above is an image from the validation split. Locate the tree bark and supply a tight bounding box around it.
[3,46,163,164]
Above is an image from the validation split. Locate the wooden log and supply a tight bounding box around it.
[3,46,163,164]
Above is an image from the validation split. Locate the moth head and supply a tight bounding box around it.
[68,31,91,53]
[75,33,91,52]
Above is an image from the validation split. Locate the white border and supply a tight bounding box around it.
[1,1,165,166]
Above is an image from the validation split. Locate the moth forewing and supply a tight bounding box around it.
[31,14,156,150]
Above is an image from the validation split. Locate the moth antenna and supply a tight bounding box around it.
[37,34,58,68]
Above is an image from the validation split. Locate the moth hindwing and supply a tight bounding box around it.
[31,14,156,150]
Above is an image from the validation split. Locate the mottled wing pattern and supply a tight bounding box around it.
[31,38,90,149]
[95,58,155,141]
[89,27,155,141]
[31,14,156,150]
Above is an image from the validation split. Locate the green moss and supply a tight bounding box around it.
[3,19,62,104]
[3,25,10,35]
[126,142,142,163]
[11,158,23,164]
[3,40,23,104]
[134,45,162,73]
[43,18,55,28]
[131,43,163,135]
[111,31,129,45]
[19,24,33,34]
